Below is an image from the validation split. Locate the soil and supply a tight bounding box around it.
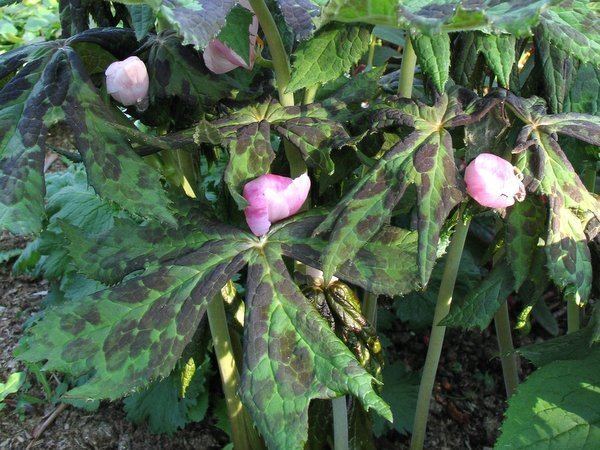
[0,229,558,450]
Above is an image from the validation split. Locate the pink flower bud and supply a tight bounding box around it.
[243,173,311,236]
[105,56,149,107]
[464,153,526,209]
[203,1,258,74]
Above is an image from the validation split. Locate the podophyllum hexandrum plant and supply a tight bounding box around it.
[1,0,599,448]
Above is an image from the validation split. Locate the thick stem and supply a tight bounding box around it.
[247,0,294,107]
[494,301,519,397]
[206,295,264,450]
[410,214,471,450]
[332,396,349,450]
[567,300,581,334]
[303,84,319,105]
[398,36,417,98]
[366,33,377,70]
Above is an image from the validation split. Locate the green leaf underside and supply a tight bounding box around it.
[315,90,499,285]
[269,210,420,296]
[156,0,237,50]
[217,5,253,65]
[240,245,391,450]
[477,33,516,88]
[123,357,209,435]
[0,37,175,235]
[323,0,556,36]
[287,24,371,93]
[506,196,547,290]
[19,238,252,400]
[495,348,600,449]
[276,0,319,41]
[441,262,514,330]
[412,32,450,93]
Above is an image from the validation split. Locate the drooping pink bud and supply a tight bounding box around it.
[464,153,526,208]
[203,1,258,74]
[243,173,311,236]
[105,56,149,107]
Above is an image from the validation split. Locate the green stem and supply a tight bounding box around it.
[362,292,379,327]
[303,84,319,105]
[247,0,294,107]
[332,396,349,450]
[366,33,377,70]
[206,295,264,450]
[493,301,519,397]
[410,212,471,450]
[398,36,417,98]
[567,300,580,334]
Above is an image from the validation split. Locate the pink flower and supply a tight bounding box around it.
[243,173,311,236]
[105,56,149,107]
[464,153,526,208]
[203,0,258,74]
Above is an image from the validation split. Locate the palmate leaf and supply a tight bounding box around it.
[20,209,393,448]
[495,347,600,449]
[538,0,600,66]
[241,244,391,450]
[315,89,499,285]
[322,0,557,36]
[0,30,175,235]
[286,23,371,93]
[505,91,599,302]
[213,100,349,206]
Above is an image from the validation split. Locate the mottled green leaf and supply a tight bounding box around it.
[496,347,600,449]
[145,31,230,114]
[240,245,391,450]
[0,33,176,234]
[450,32,481,88]
[214,100,349,175]
[224,121,275,207]
[546,194,592,304]
[411,32,450,92]
[315,90,498,285]
[538,0,600,65]
[441,262,514,330]
[287,24,371,93]
[564,63,600,116]
[269,210,421,296]
[476,33,516,88]
[506,196,547,290]
[323,0,556,35]
[276,0,319,40]
[19,240,253,400]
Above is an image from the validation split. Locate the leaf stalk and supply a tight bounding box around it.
[410,211,471,450]
[206,294,264,450]
[493,300,519,397]
[332,396,349,450]
[398,37,417,98]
